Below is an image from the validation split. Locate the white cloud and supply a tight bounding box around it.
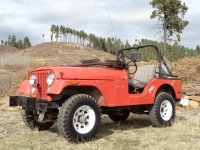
[0,0,198,48]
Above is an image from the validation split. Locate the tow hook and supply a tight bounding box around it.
[38,111,45,122]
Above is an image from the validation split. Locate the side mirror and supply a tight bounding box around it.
[132,52,141,62]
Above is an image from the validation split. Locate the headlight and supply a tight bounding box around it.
[47,73,55,86]
[29,74,36,85]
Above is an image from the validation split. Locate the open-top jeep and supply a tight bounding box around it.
[10,45,182,142]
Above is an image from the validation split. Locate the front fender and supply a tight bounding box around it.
[47,79,117,107]
[47,80,70,95]
[18,80,32,96]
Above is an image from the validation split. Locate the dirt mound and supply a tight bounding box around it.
[172,56,200,84]
[172,56,200,98]
[0,45,18,53]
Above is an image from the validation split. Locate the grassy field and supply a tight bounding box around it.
[0,99,200,150]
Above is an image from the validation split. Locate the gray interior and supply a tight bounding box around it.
[129,64,171,89]
[129,65,157,89]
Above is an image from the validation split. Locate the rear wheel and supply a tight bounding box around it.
[149,92,175,127]
[108,112,130,122]
[21,109,54,131]
[58,94,101,142]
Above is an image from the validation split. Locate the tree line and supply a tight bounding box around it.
[0,35,31,49]
[0,24,196,62]
[50,25,198,62]
[50,25,132,55]
[138,38,196,62]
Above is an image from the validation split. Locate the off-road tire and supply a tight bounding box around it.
[149,92,175,127]
[21,109,54,131]
[58,94,101,142]
[108,112,130,122]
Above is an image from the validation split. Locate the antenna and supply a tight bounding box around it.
[105,4,116,38]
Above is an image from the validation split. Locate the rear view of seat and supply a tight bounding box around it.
[156,65,171,76]
[129,65,157,89]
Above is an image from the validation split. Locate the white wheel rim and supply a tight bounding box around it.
[73,105,96,134]
[160,100,173,121]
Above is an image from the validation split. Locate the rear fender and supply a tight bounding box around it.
[156,83,181,100]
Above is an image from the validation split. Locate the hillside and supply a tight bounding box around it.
[0,45,18,53]
[22,42,115,66]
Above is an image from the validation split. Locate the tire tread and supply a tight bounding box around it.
[149,92,175,127]
[58,94,101,141]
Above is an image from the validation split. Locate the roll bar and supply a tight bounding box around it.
[117,45,172,76]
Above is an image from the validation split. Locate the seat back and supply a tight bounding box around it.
[129,65,156,88]
[155,65,171,77]
[134,65,156,83]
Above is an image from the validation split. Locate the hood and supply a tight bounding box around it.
[33,66,126,81]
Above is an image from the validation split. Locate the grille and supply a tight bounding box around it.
[35,71,49,99]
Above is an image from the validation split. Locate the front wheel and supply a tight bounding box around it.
[21,109,54,131]
[149,92,175,127]
[58,94,101,142]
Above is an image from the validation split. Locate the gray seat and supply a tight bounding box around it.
[155,65,171,77]
[129,65,157,89]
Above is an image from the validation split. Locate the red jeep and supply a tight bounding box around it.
[10,45,182,142]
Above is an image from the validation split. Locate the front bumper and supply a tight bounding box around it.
[9,96,59,111]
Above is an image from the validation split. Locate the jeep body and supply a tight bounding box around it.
[10,45,182,142]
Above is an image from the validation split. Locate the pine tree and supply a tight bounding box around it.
[125,40,130,48]
[42,34,45,43]
[17,39,23,49]
[150,0,189,55]
[10,35,18,48]
[23,36,31,48]
[50,25,56,42]
[72,29,76,43]
[59,25,65,42]
[196,45,200,55]
[65,27,69,42]
[8,35,12,46]
[55,25,59,42]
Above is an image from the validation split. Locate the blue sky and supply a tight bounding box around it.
[0,0,199,48]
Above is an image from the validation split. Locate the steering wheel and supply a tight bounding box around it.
[127,60,137,79]
[118,55,137,79]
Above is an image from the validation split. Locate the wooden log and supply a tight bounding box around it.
[188,96,200,102]
[189,100,199,108]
